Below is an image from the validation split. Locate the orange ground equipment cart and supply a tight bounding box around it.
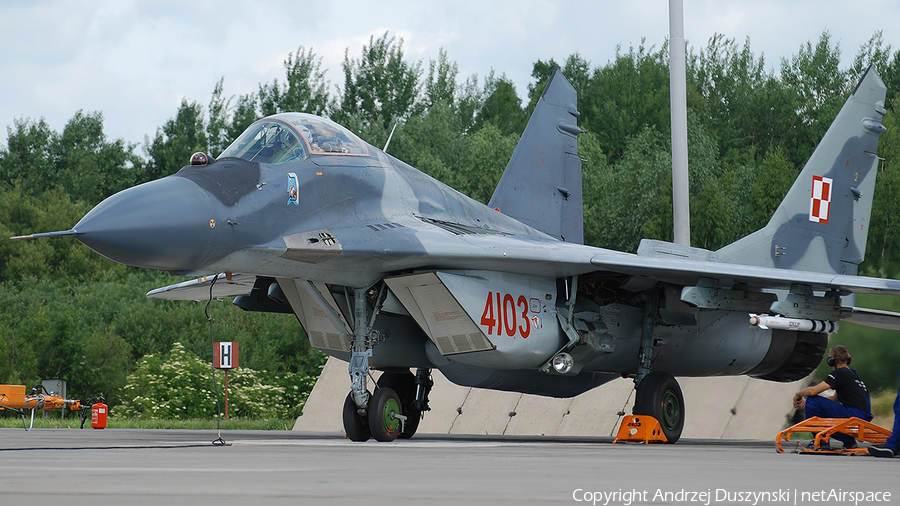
[0,383,102,430]
[776,416,891,455]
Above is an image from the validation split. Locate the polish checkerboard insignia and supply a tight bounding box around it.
[809,175,832,224]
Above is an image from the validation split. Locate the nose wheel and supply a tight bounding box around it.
[368,387,405,442]
[342,391,372,441]
[376,370,431,438]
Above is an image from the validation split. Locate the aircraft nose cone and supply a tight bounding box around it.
[73,176,221,271]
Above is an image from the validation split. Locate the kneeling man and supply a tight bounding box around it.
[793,345,871,449]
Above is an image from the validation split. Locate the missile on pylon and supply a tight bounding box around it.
[749,314,838,333]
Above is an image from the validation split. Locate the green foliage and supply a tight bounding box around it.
[455,123,519,204]
[0,187,125,283]
[0,118,54,189]
[0,266,325,409]
[227,93,261,147]
[0,415,296,430]
[582,41,671,164]
[144,99,206,180]
[424,48,460,109]
[258,46,330,117]
[389,100,466,183]
[474,73,526,136]
[689,35,794,166]
[0,278,134,404]
[54,111,141,203]
[749,147,796,229]
[579,132,610,247]
[864,97,900,278]
[207,77,232,157]
[526,54,592,118]
[591,125,671,252]
[815,295,900,394]
[779,31,848,166]
[116,342,318,420]
[333,32,423,132]
[0,113,142,206]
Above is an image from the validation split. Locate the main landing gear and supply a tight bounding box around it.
[631,290,684,443]
[341,286,432,442]
[633,371,684,442]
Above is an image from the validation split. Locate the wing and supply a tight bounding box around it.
[584,248,900,330]
[350,221,900,297]
[842,306,900,330]
[589,252,900,296]
[147,273,256,301]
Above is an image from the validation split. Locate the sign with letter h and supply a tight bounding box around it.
[213,342,239,369]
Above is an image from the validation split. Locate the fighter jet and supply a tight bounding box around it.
[14,67,900,442]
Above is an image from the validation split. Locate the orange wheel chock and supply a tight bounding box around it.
[613,415,668,444]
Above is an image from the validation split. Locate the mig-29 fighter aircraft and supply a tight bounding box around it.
[15,67,900,443]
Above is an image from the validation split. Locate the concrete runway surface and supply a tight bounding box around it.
[0,429,897,505]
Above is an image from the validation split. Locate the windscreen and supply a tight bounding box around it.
[219,119,306,164]
[219,113,369,163]
[282,114,369,155]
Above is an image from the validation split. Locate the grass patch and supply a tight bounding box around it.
[0,414,294,430]
[871,388,897,430]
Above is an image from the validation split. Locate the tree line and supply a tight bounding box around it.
[1,30,899,410]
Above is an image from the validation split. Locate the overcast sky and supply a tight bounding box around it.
[2,0,899,150]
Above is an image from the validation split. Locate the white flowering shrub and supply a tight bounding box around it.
[116,342,316,419]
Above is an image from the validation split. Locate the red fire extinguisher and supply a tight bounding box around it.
[91,399,107,429]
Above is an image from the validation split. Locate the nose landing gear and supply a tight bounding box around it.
[339,285,432,442]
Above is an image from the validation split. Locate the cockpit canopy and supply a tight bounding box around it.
[218,113,369,164]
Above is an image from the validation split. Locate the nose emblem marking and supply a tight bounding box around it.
[210,219,216,229]
[288,172,299,206]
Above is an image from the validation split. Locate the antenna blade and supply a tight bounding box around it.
[383,123,398,152]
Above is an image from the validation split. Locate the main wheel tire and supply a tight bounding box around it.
[368,387,403,442]
[633,372,684,443]
[342,391,371,442]
[377,372,421,438]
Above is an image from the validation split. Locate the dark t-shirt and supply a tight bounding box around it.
[825,367,870,414]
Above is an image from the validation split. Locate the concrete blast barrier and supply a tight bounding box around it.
[294,356,809,439]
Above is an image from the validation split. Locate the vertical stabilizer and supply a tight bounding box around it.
[717,66,887,275]
[489,70,584,243]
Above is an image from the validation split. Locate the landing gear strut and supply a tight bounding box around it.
[340,286,429,442]
[631,289,684,443]
[341,286,388,441]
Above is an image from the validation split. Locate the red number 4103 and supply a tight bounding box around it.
[480,292,531,338]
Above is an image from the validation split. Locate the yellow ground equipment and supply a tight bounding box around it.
[776,416,891,455]
[0,383,86,430]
